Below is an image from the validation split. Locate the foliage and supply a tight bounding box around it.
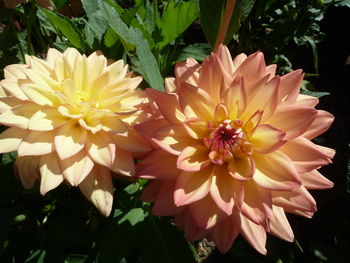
[0,0,348,262]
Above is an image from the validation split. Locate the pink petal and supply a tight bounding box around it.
[39,153,64,195]
[269,206,294,242]
[174,167,213,206]
[266,105,317,140]
[112,127,151,153]
[249,124,286,153]
[296,94,319,107]
[210,219,239,253]
[228,156,255,181]
[152,181,184,216]
[15,156,40,189]
[300,170,333,189]
[177,145,210,172]
[146,88,186,124]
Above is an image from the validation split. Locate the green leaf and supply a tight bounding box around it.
[100,0,164,90]
[41,8,84,50]
[175,43,211,62]
[124,183,140,195]
[199,0,255,47]
[88,10,108,41]
[301,80,330,98]
[1,151,17,166]
[84,24,95,48]
[104,28,119,48]
[333,0,350,7]
[157,0,198,49]
[118,208,146,226]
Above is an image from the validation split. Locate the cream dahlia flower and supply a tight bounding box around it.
[0,48,150,216]
[136,45,334,253]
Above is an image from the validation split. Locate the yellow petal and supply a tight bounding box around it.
[111,147,135,177]
[87,131,116,167]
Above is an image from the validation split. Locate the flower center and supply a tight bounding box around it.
[204,119,252,165]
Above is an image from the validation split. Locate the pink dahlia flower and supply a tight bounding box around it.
[0,48,150,216]
[136,45,334,254]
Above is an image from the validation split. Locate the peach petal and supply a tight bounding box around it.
[153,124,198,155]
[174,167,213,206]
[87,131,116,167]
[272,186,317,214]
[176,211,209,242]
[296,94,319,107]
[265,64,277,80]
[303,110,334,139]
[189,195,224,229]
[178,83,215,120]
[134,118,169,149]
[18,130,55,156]
[55,120,87,160]
[300,170,333,189]
[228,156,255,181]
[243,110,263,133]
[253,151,301,190]
[146,88,186,124]
[216,44,235,76]
[79,165,113,216]
[39,153,64,195]
[266,105,317,140]
[0,127,27,153]
[249,124,286,153]
[165,77,176,93]
[137,149,180,180]
[152,181,184,216]
[112,128,151,153]
[269,206,294,242]
[15,156,40,189]
[240,214,267,255]
[177,145,210,172]
[111,147,135,177]
[140,180,162,202]
[210,219,239,253]
[221,75,246,119]
[210,166,238,215]
[280,137,333,173]
[60,150,94,186]
[279,69,303,104]
[184,118,208,139]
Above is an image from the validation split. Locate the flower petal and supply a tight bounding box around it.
[300,170,333,189]
[240,214,267,255]
[174,167,213,206]
[177,145,210,172]
[55,120,87,159]
[60,150,94,186]
[111,147,135,177]
[39,153,64,195]
[249,124,286,153]
[87,131,116,167]
[112,128,151,153]
[15,156,40,189]
[0,127,27,153]
[210,219,239,253]
[303,110,334,139]
[0,103,40,129]
[79,165,113,216]
[152,181,183,216]
[18,130,55,156]
[269,206,294,242]
[279,69,303,104]
[228,156,255,181]
[28,107,68,131]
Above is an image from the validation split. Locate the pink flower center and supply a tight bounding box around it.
[204,119,252,164]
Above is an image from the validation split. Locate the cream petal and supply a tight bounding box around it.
[4,64,27,79]
[39,153,64,195]
[79,165,114,216]
[269,206,294,242]
[87,131,116,168]
[165,77,177,93]
[111,147,135,177]
[55,120,87,160]
[28,107,68,131]
[177,145,210,172]
[15,156,40,189]
[174,167,213,206]
[19,82,58,106]
[0,97,23,114]
[1,79,28,100]
[0,127,27,153]
[0,103,40,129]
[60,150,94,186]
[46,48,62,67]
[18,130,55,156]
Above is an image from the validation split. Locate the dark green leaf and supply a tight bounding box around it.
[199,0,255,47]
[301,80,330,98]
[118,208,146,226]
[175,43,211,62]
[41,8,84,50]
[1,151,17,166]
[157,0,198,49]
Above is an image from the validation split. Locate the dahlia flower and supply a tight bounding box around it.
[137,45,334,254]
[0,48,150,216]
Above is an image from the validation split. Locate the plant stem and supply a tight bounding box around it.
[214,0,237,52]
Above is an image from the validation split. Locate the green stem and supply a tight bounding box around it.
[153,0,159,24]
[9,14,25,62]
[214,0,237,52]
